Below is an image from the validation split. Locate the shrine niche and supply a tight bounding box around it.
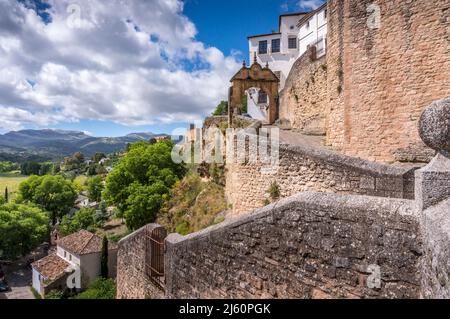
[229,54,280,124]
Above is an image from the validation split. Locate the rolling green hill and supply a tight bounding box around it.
[0,129,171,162]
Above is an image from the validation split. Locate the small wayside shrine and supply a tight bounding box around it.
[229,53,280,124]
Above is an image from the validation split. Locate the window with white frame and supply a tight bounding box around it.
[258,40,268,54]
[288,37,297,49]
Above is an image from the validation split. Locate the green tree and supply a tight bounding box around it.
[39,162,54,175]
[18,175,77,224]
[124,182,169,230]
[63,152,85,170]
[45,290,65,299]
[104,140,186,230]
[92,152,107,163]
[52,164,61,175]
[59,207,97,236]
[4,187,8,203]
[88,176,104,202]
[72,152,85,164]
[212,101,228,116]
[0,161,19,173]
[100,236,108,278]
[0,203,50,259]
[20,162,41,175]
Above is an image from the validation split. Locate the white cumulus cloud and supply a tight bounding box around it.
[0,0,241,132]
[297,0,324,10]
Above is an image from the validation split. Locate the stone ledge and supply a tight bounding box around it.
[281,143,413,177]
[166,191,418,246]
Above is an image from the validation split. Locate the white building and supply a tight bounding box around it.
[32,230,117,297]
[247,4,328,90]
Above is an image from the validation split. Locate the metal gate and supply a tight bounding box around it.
[145,226,167,289]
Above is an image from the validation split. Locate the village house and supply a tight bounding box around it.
[31,230,117,297]
[245,3,327,122]
[74,194,89,209]
[248,3,327,90]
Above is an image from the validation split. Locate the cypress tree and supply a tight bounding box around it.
[100,235,109,278]
[4,187,8,203]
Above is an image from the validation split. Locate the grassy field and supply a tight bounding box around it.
[0,171,28,195]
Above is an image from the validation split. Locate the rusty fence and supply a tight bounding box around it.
[145,226,167,290]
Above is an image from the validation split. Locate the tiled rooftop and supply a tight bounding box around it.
[31,254,70,282]
[57,230,118,256]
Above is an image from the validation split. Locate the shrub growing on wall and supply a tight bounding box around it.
[268,181,281,201]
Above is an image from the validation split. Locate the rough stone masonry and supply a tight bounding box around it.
[325,0,450,163]
[117,98,450,299]
[225,138,417,216]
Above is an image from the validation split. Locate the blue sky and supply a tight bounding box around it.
[0,0,325,137]
[184,0,325,58]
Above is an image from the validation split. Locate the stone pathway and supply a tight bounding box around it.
[264,125,328,149]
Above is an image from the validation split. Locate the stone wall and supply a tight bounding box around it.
[325,0,450,162]
[420,199,450,299]
[116,224,164,299]
[165,192,421,299]
[279,53,327,135]
[226,141,416,215]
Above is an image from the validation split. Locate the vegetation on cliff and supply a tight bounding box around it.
[158,164,227,235]
[104,140,186,230]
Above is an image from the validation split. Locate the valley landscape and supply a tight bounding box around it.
[0,129,170,162]
[1,0,450,309]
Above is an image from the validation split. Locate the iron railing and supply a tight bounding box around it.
[145,226,167,289]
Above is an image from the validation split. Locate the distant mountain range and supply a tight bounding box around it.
[0,129,171,162]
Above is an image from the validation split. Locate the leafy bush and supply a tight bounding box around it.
[87,176,104,202]
[59,208,98,236]
[0,161,19,173]
[45,290,65,299]
[268,181,280,201]
[175,221,190,235]
[212,101,228,116]
[71,278,116,299]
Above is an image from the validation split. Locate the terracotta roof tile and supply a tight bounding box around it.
[31,254,70,281]
[56,230,118,256]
